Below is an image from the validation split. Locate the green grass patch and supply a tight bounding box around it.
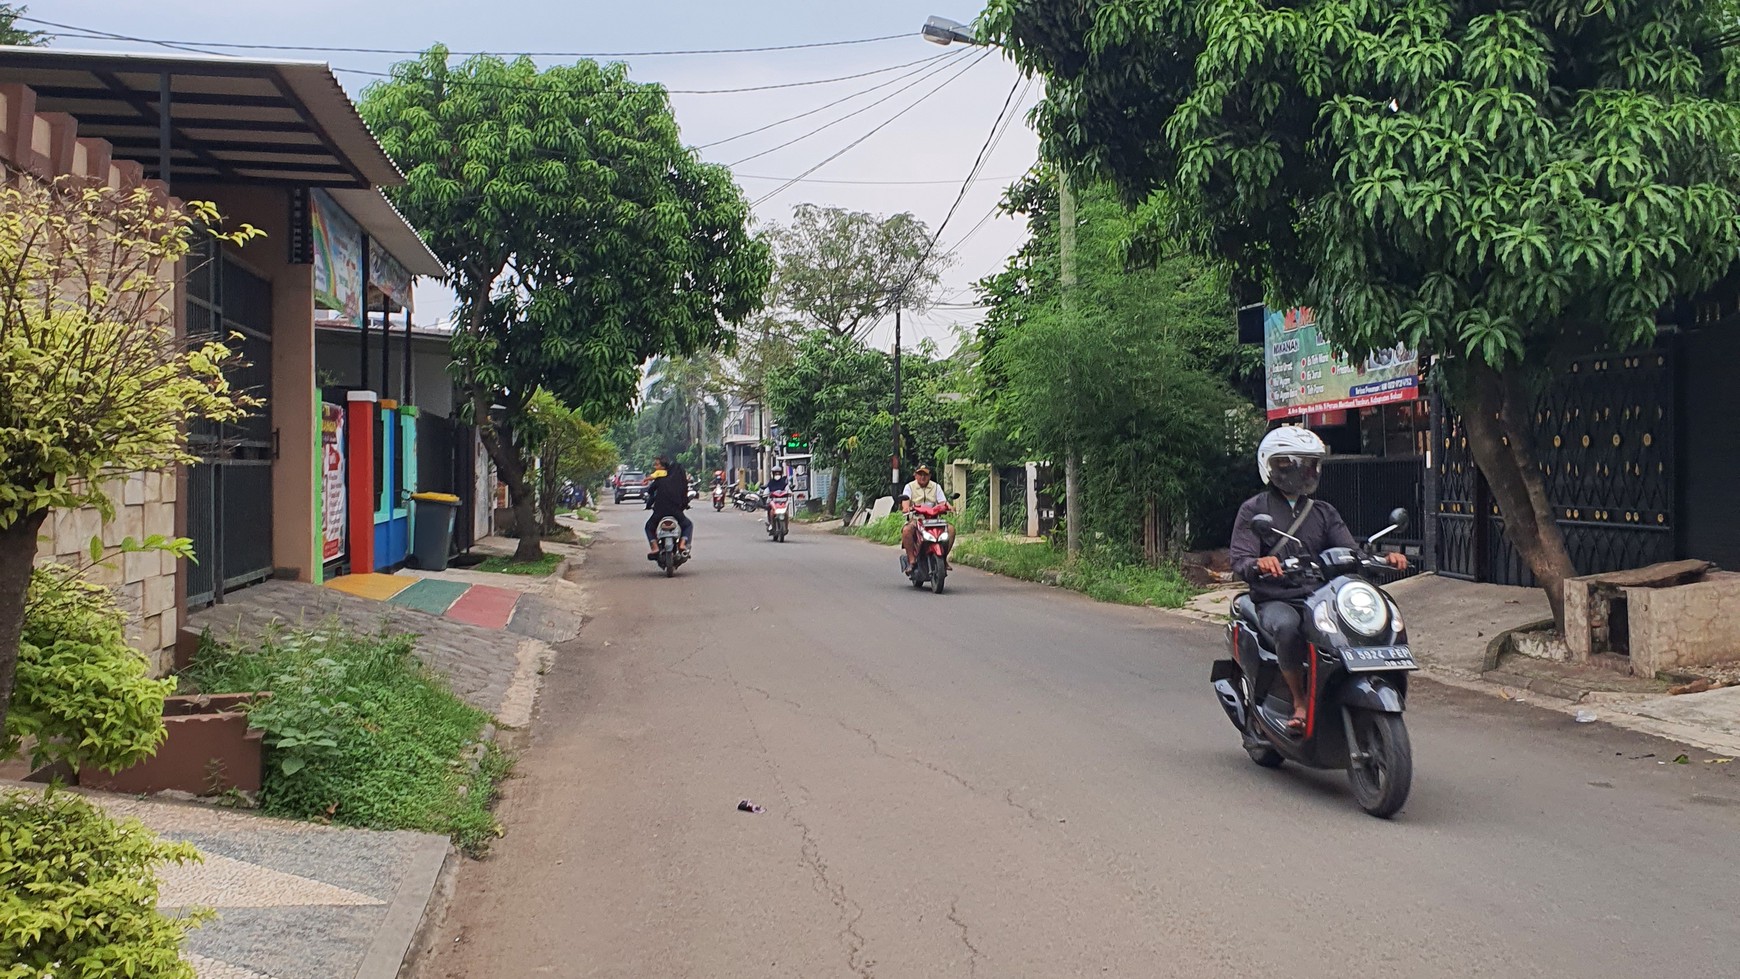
[565,508,599,522]
[183,627,510,855]
[951,534,1196,609]
[475,552,564,575]
[845,512,906,545]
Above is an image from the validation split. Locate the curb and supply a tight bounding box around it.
[353,832,452,979]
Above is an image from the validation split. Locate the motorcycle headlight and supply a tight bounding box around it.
[1335,581,1389,637]
[1389,603,1404,636]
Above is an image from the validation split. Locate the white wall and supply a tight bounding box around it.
[316,328,458,419]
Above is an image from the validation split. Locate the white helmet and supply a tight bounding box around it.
[1258,426,1328,496]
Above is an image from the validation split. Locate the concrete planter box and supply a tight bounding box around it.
[81,693,268,796]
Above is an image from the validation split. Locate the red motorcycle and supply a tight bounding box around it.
[900,499,955,594]
[765,490,792,543]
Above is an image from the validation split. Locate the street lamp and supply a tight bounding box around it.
[921,15,978,46]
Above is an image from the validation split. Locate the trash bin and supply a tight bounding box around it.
[409,492,461,571]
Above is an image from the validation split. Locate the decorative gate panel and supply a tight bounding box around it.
[1435,350,1675,585]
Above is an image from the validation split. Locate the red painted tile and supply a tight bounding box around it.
[445,584,519,630]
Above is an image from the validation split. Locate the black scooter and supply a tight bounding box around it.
[1209,508,1417,818]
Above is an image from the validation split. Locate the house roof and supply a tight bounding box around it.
[0,46,401,188]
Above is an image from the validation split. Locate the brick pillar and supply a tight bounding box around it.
[347,391,377,574]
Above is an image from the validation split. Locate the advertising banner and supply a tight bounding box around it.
[321,403,347,562]
[311,189,363,323]
[1264,307,1420,420]
[368,238,413,307]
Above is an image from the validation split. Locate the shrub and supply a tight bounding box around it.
[183,627,508,853]
[1,787,207,979]
[3,566,173,773]
[848,512,906,546]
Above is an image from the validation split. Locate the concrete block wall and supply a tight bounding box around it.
[1,82,182,675]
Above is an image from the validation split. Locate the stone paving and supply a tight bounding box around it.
[4,787,448,979]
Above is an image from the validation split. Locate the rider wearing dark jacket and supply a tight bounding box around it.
[645,459,693,556]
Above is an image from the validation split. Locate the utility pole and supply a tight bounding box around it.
[891,304,903,496]
[1060,172,1081,560]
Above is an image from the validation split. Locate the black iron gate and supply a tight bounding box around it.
[186,243,274,606]
[416,413,476,554]
[1434,350,1675,585]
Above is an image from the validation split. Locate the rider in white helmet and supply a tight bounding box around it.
[1230,426,1408,732]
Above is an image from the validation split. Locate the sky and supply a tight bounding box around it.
[27,0,1039,352]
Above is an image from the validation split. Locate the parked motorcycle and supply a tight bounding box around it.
[1209,508,1416,818]
[733,489,763,512]
[712,485,726,512]
[765,490,792,543]
[652,516,689,578]
[899,496,958,594]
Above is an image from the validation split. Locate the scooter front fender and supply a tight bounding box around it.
[1337,674,1406,713]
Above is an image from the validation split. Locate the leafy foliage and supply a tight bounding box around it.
[766,204,949,339]
[183,628,507,854]
[986,0,1740,609]
[1,787,206,979]
[0,4,44,46]
[969,179,1253,555]
[951,534,1195,608]
[526,389,618,532]
[359,48,769,558]
[4,566,174,773]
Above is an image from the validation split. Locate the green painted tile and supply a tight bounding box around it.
[388,578,471,615]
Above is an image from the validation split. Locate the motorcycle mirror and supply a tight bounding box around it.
[949,492,962,501]
[1250,512,1276,537]
[1388,507,1410,531]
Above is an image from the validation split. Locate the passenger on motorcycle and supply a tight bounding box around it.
[899,465,950,569]
[1230,427,1407,732]
[645,456,694,559]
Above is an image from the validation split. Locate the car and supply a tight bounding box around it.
[613,471,649,504]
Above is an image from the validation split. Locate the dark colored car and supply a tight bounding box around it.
[613,471,649,504]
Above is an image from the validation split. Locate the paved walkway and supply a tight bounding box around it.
[4,783,447,979]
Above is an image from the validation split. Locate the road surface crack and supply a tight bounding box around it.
[948,897,983,978]
[791,810,875,979]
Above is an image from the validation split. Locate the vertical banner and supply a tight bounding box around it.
[321,403,348,562]
[310,189,363,323]
[368,238,414,308]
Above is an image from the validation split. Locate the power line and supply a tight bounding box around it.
[727,51,971,166]
[697,50,959,150]
[751,50,992,207]
[23,16,916,58]
[732,172,1023,186]
[29,18,962,96]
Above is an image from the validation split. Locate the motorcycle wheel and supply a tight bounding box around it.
[930,565,946,594]
[1347,710,1412,818]
[660,550,675,578]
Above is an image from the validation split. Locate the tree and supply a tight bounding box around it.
[0,172,257,741]
[0,5,45,46]
[976,182,1246,557]
[987,0,1740,622]
[764,331,893,512]
[360,48,770,561]
[526,391,617,532]
[766,204,950,340]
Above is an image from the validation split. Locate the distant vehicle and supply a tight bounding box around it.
[613,471,649,505]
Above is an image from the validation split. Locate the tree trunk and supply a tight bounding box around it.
[538,446,558,534]
[826,464,841,516]
[1460,361,1577,628]
[1065,449,1082,560]
[0,509,48,740]
[475,395,543,562]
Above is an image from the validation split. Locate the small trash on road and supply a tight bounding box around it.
[1574,710,1598,723]
[737,800,764,814]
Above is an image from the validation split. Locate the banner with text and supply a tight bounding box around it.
[311,189,362,323]
[1264,307,1420,420]
[321,403,347,563]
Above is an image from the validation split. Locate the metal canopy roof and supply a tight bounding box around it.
[0,46,402,188]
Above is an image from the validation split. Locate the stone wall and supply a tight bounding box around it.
[1,82,181,675]
[1627,574,1740,679]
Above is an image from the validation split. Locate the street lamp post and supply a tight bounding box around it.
[922,15,1081,556]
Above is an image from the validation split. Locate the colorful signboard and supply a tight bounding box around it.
[368,238,413,307]
[321,403,347,562]
[310,189,362,323]
[1264,307,1420,420]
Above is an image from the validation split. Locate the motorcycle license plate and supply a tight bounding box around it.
[1342,646,1418,672]
[921,520,949,528]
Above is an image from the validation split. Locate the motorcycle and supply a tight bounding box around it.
[899,496,958,594]
[652,515,689,578]
[1209,507,1416,818]
[733,489,763,512]
[765,490,791,543]
[711,485,726,512]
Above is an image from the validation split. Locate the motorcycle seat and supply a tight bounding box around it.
[1232,594,1260,629]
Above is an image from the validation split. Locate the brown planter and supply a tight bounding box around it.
[82,693,268,796]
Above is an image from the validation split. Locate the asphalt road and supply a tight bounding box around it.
[413,505,1740,979]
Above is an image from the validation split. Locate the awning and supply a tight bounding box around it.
[0,45,401,188]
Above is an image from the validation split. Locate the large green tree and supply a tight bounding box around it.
[360,48,770,560]
[987,0,1740,620]
[767,204,949,340]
